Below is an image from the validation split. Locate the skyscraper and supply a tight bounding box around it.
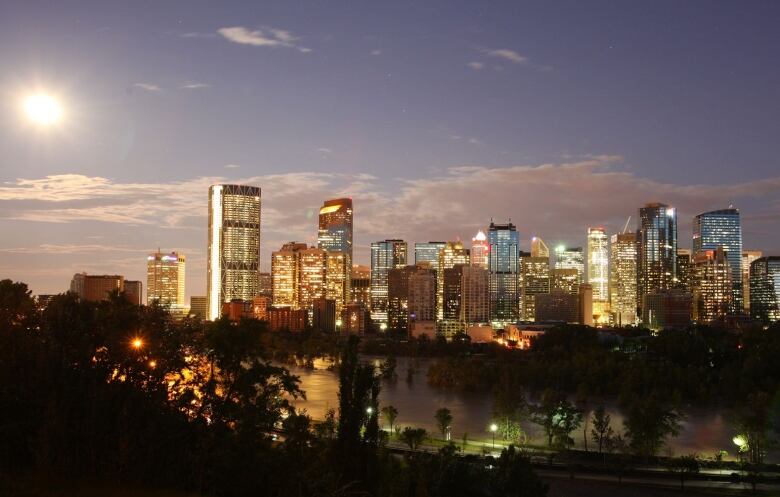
[609,233,637,326]
[693,208,743,312]
[146,250,186,310]
[676,249,692,291]
[470,231,489,269]
[461,266,489,326]
[408,265,437,324]
[587,228,608,302]
[692,247,733,323]
[750,256,780,323]
[414,241,446,267]
[297,247,327,315]
[554,246,584,283]
[488,221,520,323]
[271,242,307,308]
[318,198,353,312]
[637,203,677,321]
[326,251,348,314]
[388,266,416,331]
[350,265,371,307]
[440,264,466,336]
[207,184,261,321]
[520,255,550,321]
[742,250,763,314]
[437,241,470,321]
[370,240,408,323]
[530,237,550,259]
[551,268,580,295]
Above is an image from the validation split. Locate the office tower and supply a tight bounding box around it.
[252,295,271,320]
[258,272,273,296]
[408,265,437,324]
[146,250,186,309]
[297,247,328,315]
[318,198,353,311]
[535,291,579,323]
[313,297,337,332]
[437,241,470,320]
[342,302,370,335]
[637,203,677,322]
[749,257,780,323]
[554,246,584,283]
[609,233,638,326]
[692,247,733,323]
[520,255,550,321]
[207,184,261,321]
[587,228,608,302]
[461,266,489,326]
[326,251,349,314]
[70,273,124,302]
[440,265,466,337]
[742,250,763,314]
[124,281,143,306]
[370,240,408,323]
[643,289,692,330]
[693,208,743,312]
[415,241,447,267]
[488,221,520,323]
[350,265,371,307]
[189,296,207,320]
[676,249,692,291]
[271,242,307,308]
[388,266,416,331]
[470,231,489,269]
[578,284,593,326]
[551,268,580,294]
[531,236,550,259]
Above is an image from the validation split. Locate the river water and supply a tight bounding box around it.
[286,355,763,462]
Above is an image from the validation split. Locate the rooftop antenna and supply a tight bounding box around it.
[622,216,631,234]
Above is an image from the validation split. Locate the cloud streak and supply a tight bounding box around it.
[217,25,310,52]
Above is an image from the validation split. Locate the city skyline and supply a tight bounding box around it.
[2,1,780,297]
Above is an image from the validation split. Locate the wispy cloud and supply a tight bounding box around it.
[316,147,333,155]
[224,164,241,169]
[0,244,145,254]
[217,25,310,52]
[132,83,162,92]
[467,61,484,70]
[180,82,211,90]
[485,48,527,64]
[370,49,382,56]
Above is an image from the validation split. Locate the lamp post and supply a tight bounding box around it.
[490,423,498,449]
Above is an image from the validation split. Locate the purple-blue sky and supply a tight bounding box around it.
[1,0,779,298]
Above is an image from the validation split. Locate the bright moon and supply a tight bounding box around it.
[23,94,63,125]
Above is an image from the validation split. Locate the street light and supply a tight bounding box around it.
[131,337,144,350]
[490,423,498,449]
[366,406,374,416]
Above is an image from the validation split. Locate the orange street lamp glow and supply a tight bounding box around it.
[131,338,143,349]
[148,360,157,369]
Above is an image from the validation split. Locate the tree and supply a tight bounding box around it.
[490,445,549,497]
[623,395,682,460]
[669,454,700,491]
[400,427,427,451]
[531,390,583,449]
[435,407,453,439]
[382,405,398,434]
[591,405,615,456]
[734,391,771,465]
[492,368,528,442]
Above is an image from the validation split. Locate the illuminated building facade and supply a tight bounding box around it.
[190,296,207,320]
[297,247,328,315]
[70,273,124,302]
[488,221,520,323]
[415,241,446,268]
[207,184,261,321]
[440,265,466,337]
[676,249,692,291]
[749,256,780,323]
[693,208,743,312]
[437,241,469,321]
[317,198,353,311]
[637,203,677,322]
[551,268,579,294]
[520,255,550,321]
[742,250,763,314]
[388,266,415,331]
[587,228,608,302]
[326,251,348,314]
[258,272,273,296]
[609,233,637,326]
[370,239,408,323]
[146,250,186,309]
[554,246,584,283]
[408,265,437,324]
[271,242,307,308]
[692,247,733,323]
[531,236,550,259]
[470,231,489,269]
[350,265,371,307]
[461,266,489,325]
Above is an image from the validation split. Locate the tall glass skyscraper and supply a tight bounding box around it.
[750,256,780,323]
[637,202,677,321]
[147,250,186,311]
[609,233,637,326]
[414,241,446,267]
[318,198,353,312]
[693,208,743,312]
[370,239,408,323]
[207,184,261,321]
[587,227,608,302]
[488,221,520,323]
[554,246,584,283]
[470,231,489,269]
[437,241,470,321]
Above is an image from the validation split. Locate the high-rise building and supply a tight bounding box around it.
[350,265,371,307]
[742,250,763,314]
[554,246,584,283]
[207,184,261,320]
[146,251,186,310]
[587,228,608,302]
[190,296,207,320]
[637,203,677,322]
[318,198,353,312]
[271,242,307,308]
[437,241,470,321]
[643,289,692,330]
[312,297,337,332]
[693,208,743,312]
[297,247,327,315]
[370,240,408,323]
[609,233,637,326]
[388,266,416,331]
[551,268,580,294]
[461,266,489,326]
[488,221,520,323]
[415,241,447,267]
[258,272,273,296]
[470,231,489,269]
[578,283,593,326]
[749,257,780,323]
[70,273,125,302]
[676,249,692,291]
[520,256,550,321]
[440,264,466,337]
[692,247,733,323]
[535,291,579,323]
[326,251,349,314]
[531,236,550,259]
[408,265,437,325]
[124,281,143,306]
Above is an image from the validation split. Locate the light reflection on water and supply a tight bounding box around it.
[286,355,770,462]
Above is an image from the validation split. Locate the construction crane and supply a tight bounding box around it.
[622,216,631,234]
